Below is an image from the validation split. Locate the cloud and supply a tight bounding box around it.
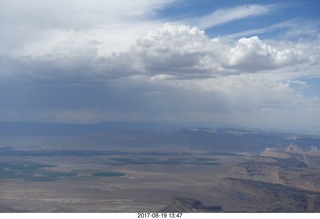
[0,23,319,81]
[225,19,320,41]
[188,4,275,29]
[0,1,319,131]
[127,24,316,78]
[129,24,216,77]
[1,23,317,83]
[0,0,176,56]
[225,36,314,72]
[6,23,313,82]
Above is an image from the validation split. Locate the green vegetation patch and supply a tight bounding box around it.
[0,161,55,171]
[107,158,151,165]
[105,157,220,166]
[23,176,61,182]
[22,171,78,182]
[42,172,78,177]
[0,161,78,181]
[91,172,126,177]
[0,170,24,179]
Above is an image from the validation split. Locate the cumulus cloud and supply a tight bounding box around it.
[126,24,316,78]
[225,36,314,72]
[4,24,314,82]
[130,24,216,77]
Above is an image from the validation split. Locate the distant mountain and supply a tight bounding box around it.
[0,121,319,152]
[166,128,320,152]
[0,121,181,136]
[0,121,91,135]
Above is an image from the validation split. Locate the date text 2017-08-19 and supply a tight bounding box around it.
[137,213,183,218]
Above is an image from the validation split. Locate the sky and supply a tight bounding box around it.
[0,0,319,132]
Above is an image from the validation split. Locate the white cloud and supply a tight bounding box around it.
[225,36,314,72]
[2,23,317,82]
[189,4,275,29]
[225,19,320,41]
[0,0,176,56]
[129,24,218,77]
[127,24,316,78]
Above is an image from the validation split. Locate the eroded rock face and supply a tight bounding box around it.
[219,178,320,212]
[160,149,320,213]
[160,197,222,213]
[211,150,320,212]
